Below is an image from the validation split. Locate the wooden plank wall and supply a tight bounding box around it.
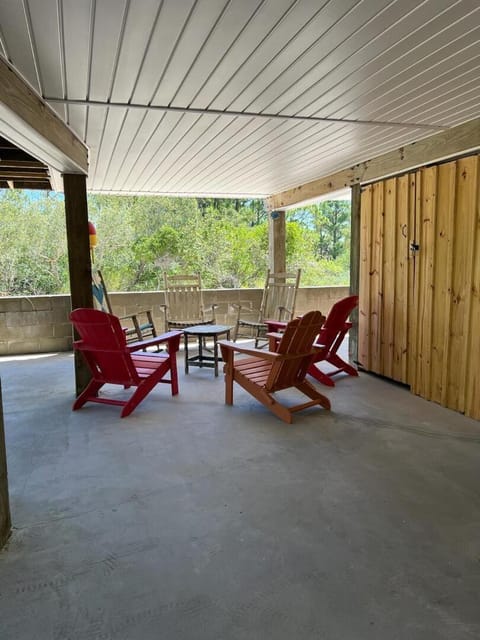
[358,174,414,385]
[359,154,480,419]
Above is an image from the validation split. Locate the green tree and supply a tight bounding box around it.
[0,191,350,295]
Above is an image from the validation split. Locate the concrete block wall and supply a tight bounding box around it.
[0,295,73,356]
[0,286,349,356]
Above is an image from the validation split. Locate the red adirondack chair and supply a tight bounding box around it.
[308,295,359,386]
[70,308,182,417]
[265,295,359,387]
[219,310,331,424]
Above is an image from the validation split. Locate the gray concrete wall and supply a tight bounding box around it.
[0,286,349,355]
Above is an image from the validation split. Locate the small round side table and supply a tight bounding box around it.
[183,324,232,377]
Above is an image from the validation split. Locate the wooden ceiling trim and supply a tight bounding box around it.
[266,117,480,209]
[0,56,88,173]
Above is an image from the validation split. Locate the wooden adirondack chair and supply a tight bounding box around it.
[232,269,301,347]
[307,295,359,386]
[219,310,331,424]
[92,270,157,343]
[161,273,216,332]
[266,295,359,387]
[70,308,181,417]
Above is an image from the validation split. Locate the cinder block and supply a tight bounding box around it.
[8,339,40,354]
[38,337,72,352]
[22,324,54,339]
[54,323,74,338]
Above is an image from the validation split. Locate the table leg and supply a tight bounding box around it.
[198,335,203,368]
[184,333,189,374]
[214,335,218,376]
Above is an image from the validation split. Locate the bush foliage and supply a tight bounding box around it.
[0,191,350,295]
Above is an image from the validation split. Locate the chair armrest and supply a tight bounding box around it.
[265,320,287,332]
[267,331,284,351]
[119,309,152,321]
[218,340,281,362]
[230,302,255,320]
[277,305,295,322]
[127,330,182,353]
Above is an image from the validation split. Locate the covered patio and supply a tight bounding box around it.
[1,349,480,639]
[1,1,480,637]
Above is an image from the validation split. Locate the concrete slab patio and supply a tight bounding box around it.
[0,348,479,639]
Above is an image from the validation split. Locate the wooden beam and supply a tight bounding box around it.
[268,210,286,273]
[267,118,480,209]
[0,171,48,180]
[0,380,11,548]
[0,159,45,168]
[1,179,50,190]
[0,57,88,174]
[63,173,93,395]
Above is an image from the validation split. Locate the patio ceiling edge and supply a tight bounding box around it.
[0,56,88,176]
[266,117,480,210]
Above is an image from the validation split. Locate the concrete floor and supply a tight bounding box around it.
[0,346,479,640]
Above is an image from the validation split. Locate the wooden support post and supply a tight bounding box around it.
[0,380,11,548]
[63,173,93,395]
[349,184,361,365]
[269,209,286,273]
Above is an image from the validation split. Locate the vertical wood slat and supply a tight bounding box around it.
[413,166,437,400]
[431,161,456,406]
[465,157,480,418]
[369,182,384,374]
[358,185,372,370]
[393,174,411,384]
[408,170,422,392]
[447,156,478,413]
[381,179,396,379]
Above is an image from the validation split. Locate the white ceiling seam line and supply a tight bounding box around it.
[42,98,445,131]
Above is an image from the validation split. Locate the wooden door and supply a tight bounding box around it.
[359,154,480,419]
[358,173,415,385]
[412,157,480,416]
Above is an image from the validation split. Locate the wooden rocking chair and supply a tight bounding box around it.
[219,310,331,424]
[70,308,182,418]
[232,269,301,347]
[161,273,217,332]
[92,270,157,343]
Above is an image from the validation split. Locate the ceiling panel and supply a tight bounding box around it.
[0,0,479,198]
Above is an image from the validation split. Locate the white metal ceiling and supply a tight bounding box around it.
[1,0,479,198]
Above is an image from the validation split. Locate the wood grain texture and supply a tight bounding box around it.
[360,153,480,420]
[0,57,88,172]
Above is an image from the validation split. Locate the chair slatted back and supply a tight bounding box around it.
[71,308,139,386]
[318,295,359,350]
[267,310,325,391]
[164,273,206,323]
[260,269,301,322]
